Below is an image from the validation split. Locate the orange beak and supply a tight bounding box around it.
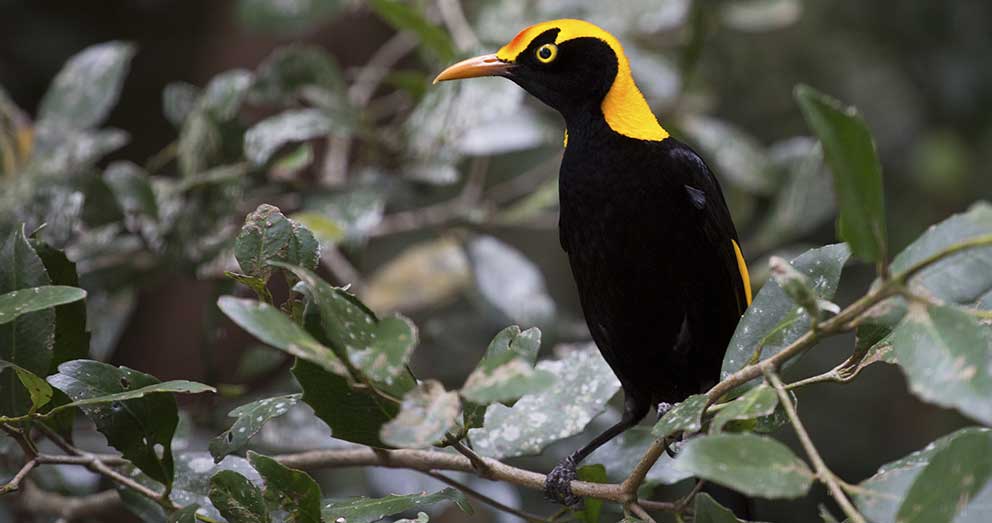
[433,54,513,84]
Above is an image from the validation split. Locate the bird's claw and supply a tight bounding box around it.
[544,455,581,506]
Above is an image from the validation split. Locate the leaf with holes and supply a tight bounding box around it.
[380,381,460,449]
[249,452,322,523]
[672,433,813,499]
[210,394,301,462]
[47,360,214,486]
[856,427,992,523]
[235,204,319,283]
[322,488,472,523]
[889,302,992,425]
[209,471,270,523]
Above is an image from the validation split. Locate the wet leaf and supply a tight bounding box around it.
[467,235,555,327]
[209,470,270,523]
[0,286,86,326]
[209,394,302,462]
[889,302,992,425]
[672,433,813,498]
[721,244,850,384]
[469,345,621,459]
[178,109,220,177]
[169,453,263,521]
[856,427,992,523]
[234,204,319,282]
[363,237,471,313]
[768,256,823,321]
[202,69,254,121]
[322,488,472,523]
[380,380,460,449]
[217,297,347,375]
[461,326,553,404]
[710,384,779,434]
[244,109,340,165]
[249,452,322,523]
[38,41,136,129]
[796,85,887,263]
[652,394,709,440]
[47,360,212,486]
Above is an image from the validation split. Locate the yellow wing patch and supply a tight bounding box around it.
[497,19,669,142]
[732,240,753,307]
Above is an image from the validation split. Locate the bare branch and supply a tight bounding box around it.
[0,459,36,494]
[765,370,866,523]
[423,471,548,523]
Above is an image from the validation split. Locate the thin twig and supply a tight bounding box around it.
[423,471,547,523]
[0,459,36,494]
[627,501,658,523]
[765,370,866,523]
[0,423,37,458]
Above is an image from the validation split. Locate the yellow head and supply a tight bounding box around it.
[435,19,668,142]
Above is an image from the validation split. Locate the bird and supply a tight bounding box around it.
[434,19,752,505]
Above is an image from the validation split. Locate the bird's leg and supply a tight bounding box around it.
[544,395,650,506]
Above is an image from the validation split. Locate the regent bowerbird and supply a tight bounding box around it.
[435,19,752,505]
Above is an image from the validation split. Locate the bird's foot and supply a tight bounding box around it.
[544,455,581,506]
[656,401,674,419]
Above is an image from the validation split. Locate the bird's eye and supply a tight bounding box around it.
[535,43,558,64]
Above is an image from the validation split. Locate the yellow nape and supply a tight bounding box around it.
[497,19,669,142]
[732,240,753,307]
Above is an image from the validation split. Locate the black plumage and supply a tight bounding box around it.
[434,19,750,505]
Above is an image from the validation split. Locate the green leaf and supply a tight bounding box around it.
[380,381,460,449]
[47,360,213,486]
[248,452,322,523]
[167,504,201,523]
[0,286,86,326]
[0,227,55,417]
[162,81,200,127]
[105,161,159,219]
[652,394,709,440]
[244,109,340,166]
[672,433,813,498]
[896,429,992,523]
[275,263,417,392]
[576,465,607,523]
[0,360,53,413]
[209,471,270,523]
[710,384,779,434]
[889,302,992,425]
[694,492,760,523]
[395,513,429,523]
[721,244,851,382]
[209,394,302,462]
[38,41,136,129]
[254,45,345,103]
[178,109,220,177]
[292,359,397,448]
[366,0,456,62]
[217,297,346,375]
[768,256,826,321]
[856,427,992,523]
[322,488,472,523]
[469,345,621,459]
[237,0,346,35]
[235,204,319,283]
[795,85,887,263]
[29,240,90,372]
[201,69,254,121]
[461,326,553,405]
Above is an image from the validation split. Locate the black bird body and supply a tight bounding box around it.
[434,18,751,505]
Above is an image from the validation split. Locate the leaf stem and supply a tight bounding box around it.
[765,370,866,523]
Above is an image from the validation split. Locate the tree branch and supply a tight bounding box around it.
[765,370,866,523]
[423,471,548,523]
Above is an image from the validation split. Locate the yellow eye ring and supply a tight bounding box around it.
[535,43,558,64]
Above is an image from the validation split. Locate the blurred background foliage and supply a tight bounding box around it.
[1,0,990,521]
